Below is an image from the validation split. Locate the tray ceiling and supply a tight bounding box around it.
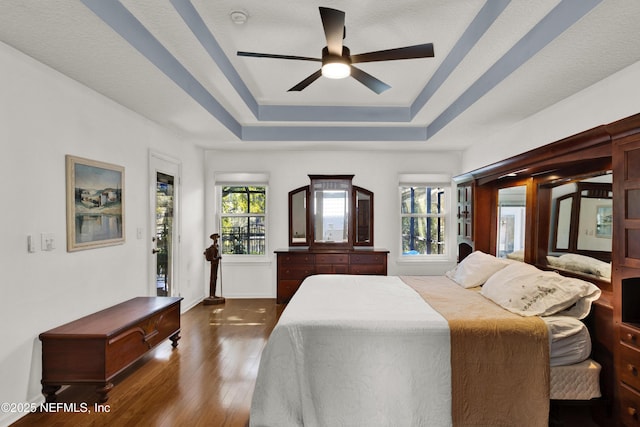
[1,0,639,151]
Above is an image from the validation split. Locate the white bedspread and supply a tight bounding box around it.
[250,274,452,427]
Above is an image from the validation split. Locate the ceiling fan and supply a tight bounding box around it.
[237,7,435,94]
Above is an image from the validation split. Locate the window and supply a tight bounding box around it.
[400,185,447,256]
[219,185,266,255]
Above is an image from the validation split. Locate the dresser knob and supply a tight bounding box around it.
[629,333,637,343]
[628,364,639,376]
[629,406,638,419]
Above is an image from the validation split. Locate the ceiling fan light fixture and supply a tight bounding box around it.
[321,46,351,79]
[322,61,350,79]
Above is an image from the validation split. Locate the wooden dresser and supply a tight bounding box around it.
[39,296,182,403]
[276,248,388,303]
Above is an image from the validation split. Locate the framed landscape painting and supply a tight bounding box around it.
[66,155,125,251]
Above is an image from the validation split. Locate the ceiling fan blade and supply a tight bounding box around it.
[350,66,391,94]
[350,43,434,63]
[288,70,323,92]
[319,7,345,56]
[237,51,321,62]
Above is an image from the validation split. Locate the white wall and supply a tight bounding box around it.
[462,60,640,172]
[205,150,462,298]
[0,42,206,426]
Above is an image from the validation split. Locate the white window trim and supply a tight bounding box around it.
[396,178,455,264]
[215,175,270,263]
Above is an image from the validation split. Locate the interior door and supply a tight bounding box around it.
[149,152,181,297]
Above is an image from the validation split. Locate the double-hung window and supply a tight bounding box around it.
[399,175,450,258]
[220,186,266,255]
[216,173,268,257]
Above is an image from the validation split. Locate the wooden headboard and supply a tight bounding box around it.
[454,113,640,426]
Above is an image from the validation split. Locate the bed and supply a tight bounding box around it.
[250,253,602,427]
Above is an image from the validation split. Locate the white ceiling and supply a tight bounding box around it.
[1,0,639,151]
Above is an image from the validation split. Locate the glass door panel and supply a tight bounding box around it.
[155,172,174,296]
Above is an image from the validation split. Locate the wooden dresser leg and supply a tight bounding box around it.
[170,332,181,348]
[96,382,114,403]
[42,384,61,403]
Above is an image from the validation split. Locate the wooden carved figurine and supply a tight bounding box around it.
[203,233,225,305]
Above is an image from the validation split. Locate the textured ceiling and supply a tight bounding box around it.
[0,0,639,151]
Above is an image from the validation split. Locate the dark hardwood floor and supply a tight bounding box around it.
[12,298,598,427]
[12,299,284,427]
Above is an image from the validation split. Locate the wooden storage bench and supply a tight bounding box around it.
[39,296,182,403]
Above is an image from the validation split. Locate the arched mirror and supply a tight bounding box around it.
[288,186,309,246]
[354,186,373,245]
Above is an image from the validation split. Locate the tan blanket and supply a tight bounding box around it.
[402,276,550,427]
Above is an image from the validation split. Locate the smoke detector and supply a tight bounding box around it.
[230,10,248,25]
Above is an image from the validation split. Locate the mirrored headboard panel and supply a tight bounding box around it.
[543,170,613,283]
[454,123,614,292]
[550,176,612,259]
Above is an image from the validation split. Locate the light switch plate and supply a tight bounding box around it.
[27,235,36,253]
[41,233,55,251]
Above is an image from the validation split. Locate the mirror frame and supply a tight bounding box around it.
[309,175,354,249]
[496,184,528,259]
[287,175,375,249]
[534,158,612,289]
[550,180,613,262]
[353,186,374,246]
[551,193,574,252]
[288,185,310,246]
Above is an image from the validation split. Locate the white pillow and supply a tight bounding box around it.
[559,253,611,279]
[506,250,524,261]
[546,255,564,269]
[481,262,601,319]
[445,251,510,288]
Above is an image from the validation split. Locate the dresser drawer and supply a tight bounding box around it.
[278,280,302,303]
[621,344,640,391]
[315,253,349,264]
[350,253,386,265]
[622,324,640,351]
[620,383,640,427]
[278,265,315,280]
[349,264,386,275]
[278,253,314,265]
[316,264,349,274]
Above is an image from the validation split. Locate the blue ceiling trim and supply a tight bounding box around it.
[410,0,510,118]
[80,0,600,142]
[241,125,428,141]
[174,0,508,124]
[257,104,412,122]
[170,0,259,117]
[426,0,603,138]
[81,0,242,138]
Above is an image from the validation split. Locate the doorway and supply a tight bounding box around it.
[150,153,181,297]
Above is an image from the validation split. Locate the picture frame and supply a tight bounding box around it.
[66,155,125,251]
